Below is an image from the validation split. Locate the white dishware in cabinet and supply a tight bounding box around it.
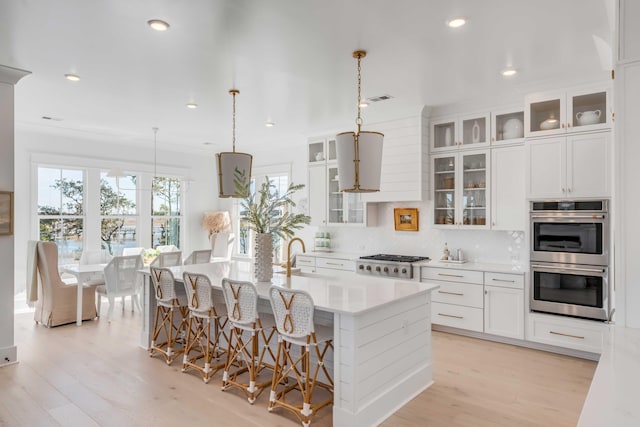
[431,112,490,152]
[307,137,336,163]
[491,145,525,230]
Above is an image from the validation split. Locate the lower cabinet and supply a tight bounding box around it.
[295,254,355,273]
[484,273,525,339]
[527,312,606,354]
[297,255,316,273]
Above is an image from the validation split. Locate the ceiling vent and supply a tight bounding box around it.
[42,116,63,121]
[366,94,394,103]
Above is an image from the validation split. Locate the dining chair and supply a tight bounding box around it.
[211,232,234,261]
[122,247,144,256]
[96,255,143,321]
[150,251,183,267]
[33,241,98,327]
[183,249,212,265]
[79,249,113,286]
[268,286,334,427]
[157,244,179,253]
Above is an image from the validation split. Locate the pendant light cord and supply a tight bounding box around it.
[230,89,239,153]
[356,53,363,134]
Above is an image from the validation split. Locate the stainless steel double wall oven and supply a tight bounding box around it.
[529,200,610,321]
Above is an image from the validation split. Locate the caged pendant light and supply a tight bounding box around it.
[216,89,252,198]
[335,50,384,193]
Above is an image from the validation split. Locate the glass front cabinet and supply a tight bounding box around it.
[308,137,337,163]
[433,150,490,229]
[327,165,367,225]
[431,112,490,152]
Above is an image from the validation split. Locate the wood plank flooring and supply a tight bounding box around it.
[1,306,596,426]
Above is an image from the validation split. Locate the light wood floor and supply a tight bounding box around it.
[1,306,596,426]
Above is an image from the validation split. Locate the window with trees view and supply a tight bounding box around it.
[100,173,138,255]
[37,167,85,263]
[152,177,181,248]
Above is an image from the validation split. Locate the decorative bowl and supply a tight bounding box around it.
[539,118,559,130]
[576,110,601,126]
[502,118,523,139]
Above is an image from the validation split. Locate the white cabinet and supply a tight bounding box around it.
[483,272,524,339]
[308,164,326,226]
[618,0,640,62]
[491,107,525,146]
[431,112,490,152]
[525,87,611,138]
[491,145,525,230]
[296,255,316,273]
[327,164,376,226]
[308,137,336,163]
[294,254,355,274]
[527,312,606,354]
[432,150,490,228]
[526,131,611,199]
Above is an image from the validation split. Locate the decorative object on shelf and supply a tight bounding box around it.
[201,210,231,238]
[238,178,311,282]
[539,114,559,130]
[444,127,452,146]
[315,151,325,161]
[216,89,252,198]
[394,208,419,231]
[314,231,332,252]
[472,120,480,143]
[336,50,384,193]
[502,117,524,139]
[576,110,601,126]
[442,242,450,261]
[0,191,14,236]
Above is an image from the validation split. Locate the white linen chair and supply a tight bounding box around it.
[122,247,144,256]
[79,249,113,286]
[150,251,183,267]
[96,255,143,321]
[183,249,212,265]
[157,244,179,253]
[211,232,234,261]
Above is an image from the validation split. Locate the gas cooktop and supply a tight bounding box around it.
[359,254,430,263]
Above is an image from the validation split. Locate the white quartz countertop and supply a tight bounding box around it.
[417,259,525,274]
[578,325,640,426]
[145,261,438,315]
[299,251,360,260]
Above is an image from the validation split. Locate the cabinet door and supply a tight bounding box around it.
[619,0,640,62]
[459,112,490,149]
[566,132,611,198]
[525,91,566,138]
[567,88,611,132]
[432,116,458,152]
[308,165,326,226]
[526,137,566,199]
[326,165,343,224]
[492,108,525,145]
[308,139,326,163]
[460,150,489,228]
[484,285,524,339]
[433,154,457,226]
[491,146,525,230]
[345,192,365,224]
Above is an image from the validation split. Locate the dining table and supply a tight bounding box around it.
[61,263,107,325]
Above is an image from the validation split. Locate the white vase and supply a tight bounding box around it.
[254,233,273,282]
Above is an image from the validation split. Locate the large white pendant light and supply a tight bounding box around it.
[336,50,384,193]
[216,89,252,198]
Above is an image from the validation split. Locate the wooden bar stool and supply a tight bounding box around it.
[268,286,334,427]
[181,271,228,383]
[220,278,276,404]
[149,266,189,364]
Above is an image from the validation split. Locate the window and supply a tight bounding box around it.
[100,173,138,255]
[152,177,182,248]
[37,167,85,263]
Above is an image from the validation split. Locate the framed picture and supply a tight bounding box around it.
[394,208,419,231]
[0,191,13,236]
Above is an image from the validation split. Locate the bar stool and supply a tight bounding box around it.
[149,266,189,364]
[268,286,334,427]
[220,278,276,404]
[181,271,228,383]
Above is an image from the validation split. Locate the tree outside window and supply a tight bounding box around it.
[152,177,182,248]
[100,173,138,255]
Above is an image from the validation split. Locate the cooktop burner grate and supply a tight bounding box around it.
[359,254,430,263]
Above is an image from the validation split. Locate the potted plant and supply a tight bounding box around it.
[238,176,310,281]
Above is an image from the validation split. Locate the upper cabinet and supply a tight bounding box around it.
[431,112,490,152]
[525,87,611,137]
[619,0,640,63]
[307,137,336,164]
[491,107,525,146]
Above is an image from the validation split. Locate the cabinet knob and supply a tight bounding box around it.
[568,188,572,192]
[491,137,495,142]
[485,290,488,295]
[568,122,572,128]
[492,222,496,226]
[562,188,565,193]
[561,123,565,128]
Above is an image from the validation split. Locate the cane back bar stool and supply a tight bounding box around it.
[268,286,334,427]
[149,266,189,364]
[220,278,277,404]
[181,271,228,383]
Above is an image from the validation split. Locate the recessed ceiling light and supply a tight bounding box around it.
[64,74,80,82]
[447,18,467,28]
[147,19,170,31]
[359,101,369,108]
[265,122,275,127]
[501,68,518,77]
[186,103,198,109]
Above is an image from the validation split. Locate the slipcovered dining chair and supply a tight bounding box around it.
[33,241,98,327]
[184,249,212,265]
[96,255,143,321]
[150,251,183,268]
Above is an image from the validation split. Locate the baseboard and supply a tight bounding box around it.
[0,345,18,367]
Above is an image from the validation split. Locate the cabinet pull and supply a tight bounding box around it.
[491,278,516,283]
[549,330,585,340]
[438,273,464,278]
[438,290,464,296]
[325,262,343,266]
[438,313,464,319]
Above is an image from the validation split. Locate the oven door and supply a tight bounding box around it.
[530,212,608,265]
[530,263,608,321]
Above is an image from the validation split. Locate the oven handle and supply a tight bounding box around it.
[530,214,606,220]
[531,264,606,274]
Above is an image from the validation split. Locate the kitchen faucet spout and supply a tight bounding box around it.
[286,237,306,277]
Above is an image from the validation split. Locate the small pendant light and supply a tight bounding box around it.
[335,50,384,193]
[216,89,252,198]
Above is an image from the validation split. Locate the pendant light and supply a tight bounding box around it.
[335,50,384,193]
[216,89,252,198]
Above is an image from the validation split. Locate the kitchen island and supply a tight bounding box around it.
[140,260,439,427]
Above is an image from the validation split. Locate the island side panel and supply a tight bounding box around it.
[333,291,433,427]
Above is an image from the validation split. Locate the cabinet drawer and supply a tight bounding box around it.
[484,272,524,290]
[431,302,483,332]
[527,314,606,354]
[296,256,316,268]
[422,267,483,284]
[316,257,355,271]
[431,281,484,308]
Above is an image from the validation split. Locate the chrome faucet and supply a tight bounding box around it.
[286,237,306,277]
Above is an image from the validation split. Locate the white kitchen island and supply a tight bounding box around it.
[140,260,439,427]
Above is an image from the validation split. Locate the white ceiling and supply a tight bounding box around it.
[0,0,614,154]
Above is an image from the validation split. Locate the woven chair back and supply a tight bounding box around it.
[269,286,315,338]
